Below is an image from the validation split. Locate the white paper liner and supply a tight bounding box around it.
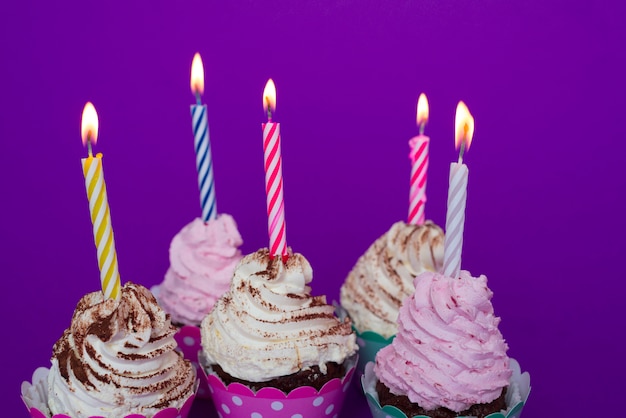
[362,358,530,418]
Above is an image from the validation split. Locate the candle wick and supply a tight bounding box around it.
[195,91,202,106]
[419,123,426,136]
[265,97,272,121]
[87,139,93,158]
[458,141,465,164]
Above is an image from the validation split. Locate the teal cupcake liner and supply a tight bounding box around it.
[354,327,395,374]
[361,358,531,418]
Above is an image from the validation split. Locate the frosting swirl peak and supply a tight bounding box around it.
[47,282,196,418]
[201,248,357,382]
[340,221,444,338]
[155,215,243,326]
[374,270,511,412]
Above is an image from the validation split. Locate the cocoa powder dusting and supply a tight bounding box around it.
[248,284,260,298]
[69,349,94,389]
[75,297,91,316]
[86,313,115,342]
[119,345,168,360]
[54,333,71,381]
[137,284,158,324]
[88,366,113,386]
[419,227,430,245]
[149,332,171,343]
[383,255,402,286]
[310,296,326,306]
[49,281,195,410]
[85,342,108,371]
[294,311,332,322]
[400,226,414,251]
[286,292,307,299]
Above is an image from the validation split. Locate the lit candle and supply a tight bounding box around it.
[442,101,475,278]
[80,102,121,300]
[408,93,430,225]
[262,79,288,261]
[190,52,217,222]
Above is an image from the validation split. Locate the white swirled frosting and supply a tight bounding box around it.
[47,282,196,418]
[340,221,444,338]
[201,248,357,382]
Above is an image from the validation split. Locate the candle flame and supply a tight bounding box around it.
[190,52,204,96]
[454,101,474,150]
[81,102,99,146]
[263,79,276,113]
[416,93,429,127]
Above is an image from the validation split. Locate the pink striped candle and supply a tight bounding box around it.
[443,101,475,278]
[408,93,430,225]
[261,79,288,261]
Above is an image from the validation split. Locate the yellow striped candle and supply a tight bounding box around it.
[80,102,121,300]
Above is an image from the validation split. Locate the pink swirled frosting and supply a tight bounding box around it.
[374,270,512,412]
[155,215,243,326]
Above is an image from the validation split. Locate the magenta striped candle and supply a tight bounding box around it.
[408,93,430,225]
[262,79,288,260]
[443,101,474,278]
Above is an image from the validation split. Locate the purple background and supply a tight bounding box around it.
[2,1,625,416]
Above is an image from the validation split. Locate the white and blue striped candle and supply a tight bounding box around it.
[190,53,217,222]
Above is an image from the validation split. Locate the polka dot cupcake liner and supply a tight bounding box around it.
[200,353,358,418]
[21,366,198,418]
[361,358,531,418]
[174,324,212,400]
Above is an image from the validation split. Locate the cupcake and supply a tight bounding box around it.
[363,270,530,418]
[153,215,243,327]
[199,248,359,417]
[22,282,197,418]
[340,220,444,370]
[151,214,242,398]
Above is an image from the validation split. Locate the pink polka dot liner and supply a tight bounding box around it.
[200,354,358,418]
[21,366,198,418]
[174,325,212,400]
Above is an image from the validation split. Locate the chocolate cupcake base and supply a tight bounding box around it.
[376,381,507,418]
[212,362,346,392]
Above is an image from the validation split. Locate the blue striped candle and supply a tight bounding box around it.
[191,104,216,221]
[190,53,217,222]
